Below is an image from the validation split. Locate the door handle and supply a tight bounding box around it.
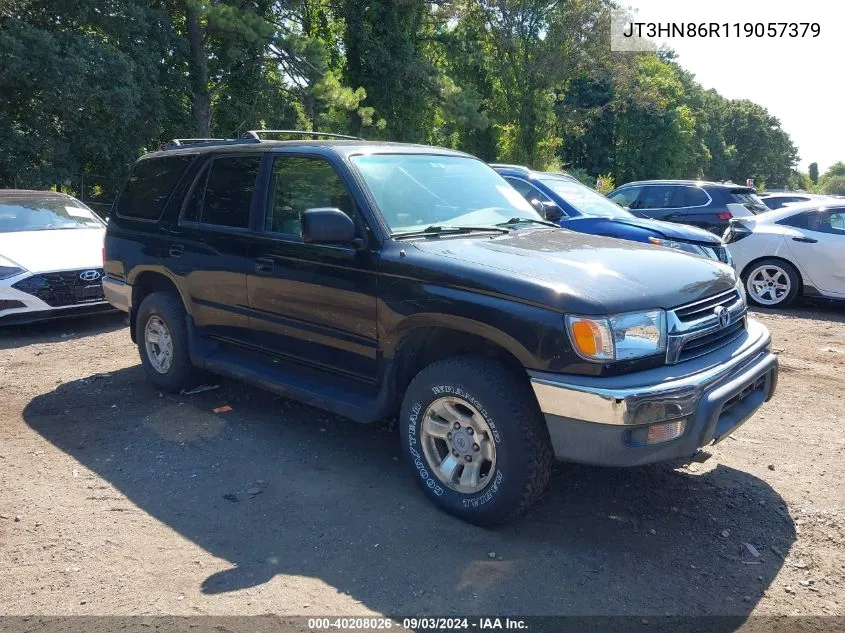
[792,236,818,244]
[254,257,275,274]
[169,244,184,257]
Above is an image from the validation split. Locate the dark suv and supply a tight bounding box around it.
[104,132,779,525]
[607,180,768,235]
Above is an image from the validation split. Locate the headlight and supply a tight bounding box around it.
[566,310,667,362]
[648,237,713,259]
[0,255,25,280]
[735,278,747,306]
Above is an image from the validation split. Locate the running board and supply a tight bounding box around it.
[186,317,393,423]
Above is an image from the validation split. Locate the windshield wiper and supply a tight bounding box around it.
[497,217,559,228]
[393,224,512,239]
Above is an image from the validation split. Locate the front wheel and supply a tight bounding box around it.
[399,356,552,526]
[743,258,801,307]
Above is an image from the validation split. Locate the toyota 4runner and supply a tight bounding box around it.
[104,132,779,525]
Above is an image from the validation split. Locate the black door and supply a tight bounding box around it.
[245,153,379,382]
[169,154,261,344]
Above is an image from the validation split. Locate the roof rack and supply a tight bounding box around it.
[166,138,229,147]
[241,129,362,141]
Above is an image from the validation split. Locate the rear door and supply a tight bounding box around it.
[171,153,261,344]
[245,151,380,382]
[785,208,845,296]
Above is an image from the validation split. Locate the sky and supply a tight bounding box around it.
[618,0,843,173]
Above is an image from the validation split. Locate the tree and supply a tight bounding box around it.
[822,175,845,195]
[809,162,819,184]
[0,0,188,193]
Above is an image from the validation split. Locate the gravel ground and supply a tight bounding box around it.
[0,304,843,618]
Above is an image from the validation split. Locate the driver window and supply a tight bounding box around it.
[505,178,551,203]
[266,156,355,235]
[608,186,642,208]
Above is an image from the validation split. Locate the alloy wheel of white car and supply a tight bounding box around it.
[746,263,792,306]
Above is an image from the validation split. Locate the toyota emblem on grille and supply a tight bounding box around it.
[79,270,101,281]
[715,306,730,329]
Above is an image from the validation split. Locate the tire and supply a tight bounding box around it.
[136,291,201,392]
[742,258,801,308]
[399,355,553,526]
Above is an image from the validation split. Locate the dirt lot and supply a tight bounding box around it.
[1,304,844,619]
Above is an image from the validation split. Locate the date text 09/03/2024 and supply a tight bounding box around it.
[623,22,820,38]
[307,618,528,630]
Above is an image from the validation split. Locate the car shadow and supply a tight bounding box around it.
[751,297,845,325]
[0,311,126,350]
[23,367,795,619]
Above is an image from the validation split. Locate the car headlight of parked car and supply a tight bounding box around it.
[648,237,733,267]
[0,254,26,280]
[648,237,713,259]
[566,310,667,362]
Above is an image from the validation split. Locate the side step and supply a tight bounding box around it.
[202,347,390,423]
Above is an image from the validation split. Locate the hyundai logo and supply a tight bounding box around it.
[715,306,730,329]
[79,270,101,282]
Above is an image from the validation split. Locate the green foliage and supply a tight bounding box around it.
[567,168,595,188]
[594,173,615,195]
[822,174,845,195]
[808,162,819,184]
[0,0,803,204]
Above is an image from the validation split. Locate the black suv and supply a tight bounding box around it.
[104,132,779,525]
[607,180,768,234]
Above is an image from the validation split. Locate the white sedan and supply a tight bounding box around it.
[724,202,845,307]
[0,189,115,325]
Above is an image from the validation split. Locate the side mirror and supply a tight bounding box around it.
[301,208,359,246]
[532,200,564,222]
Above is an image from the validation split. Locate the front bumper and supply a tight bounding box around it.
[530,318,778,466]
[1,271,116,326]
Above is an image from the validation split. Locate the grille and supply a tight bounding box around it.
[674,288,741,323]
[12,269,105,307]
[677,317,746,363]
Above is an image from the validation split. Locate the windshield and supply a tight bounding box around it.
[539,178,634,219]
[351,154,542,233]
[0,198,104,233]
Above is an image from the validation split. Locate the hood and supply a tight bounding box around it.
[610,216,723,244]
[0,228,104,273]
[410,229,736,314]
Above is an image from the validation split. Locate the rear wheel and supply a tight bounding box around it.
[399,355,552,526]
[136,291,201,392]
[743,258,801,307]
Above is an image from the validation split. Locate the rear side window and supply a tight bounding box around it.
[729,189,765,207]
[682,186,709,207]
[777,212,809,229]
[117,155,195,220]
[183,155,261,229]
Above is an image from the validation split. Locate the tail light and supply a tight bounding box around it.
[717,211,733,221]
[723,221,752,244]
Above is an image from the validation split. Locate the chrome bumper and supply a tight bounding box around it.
[102,276,131,313]
[529,318,778,466]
